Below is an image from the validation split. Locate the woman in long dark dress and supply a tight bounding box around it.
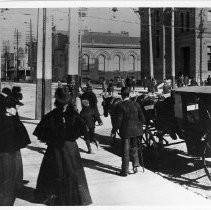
[33,87,92,206]
[0,93,31,206]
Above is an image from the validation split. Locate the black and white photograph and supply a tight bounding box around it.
[1,0,211,207]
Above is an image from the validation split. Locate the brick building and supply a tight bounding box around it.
[140,8,211,84]
[52,30,141,83]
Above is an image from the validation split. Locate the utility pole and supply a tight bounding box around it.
[5,46,8,81]
[44,8,52,115]
[162,8,166,80]
[16,29,19,81]
[35,8,52,119]
[138,8,142,83]
[67,8,79,106]
[149,8,154,79]
[41,8,46,117]
[171,8,175,89]
[29,18,33,80]
[199,8,205,86]
[79,8,83,87]
[0,26,1,91]
[35,8,43,120]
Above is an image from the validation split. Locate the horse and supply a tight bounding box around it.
[130,93,183,147]
[102,93,149,144]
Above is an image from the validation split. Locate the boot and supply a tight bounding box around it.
[88,148,94,154]
[94,140,99,149]
[133,167,138,174]
[86,141,93,154]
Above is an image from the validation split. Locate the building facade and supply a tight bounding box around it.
[52,30,141,83]
[140,8,211,84]
[1,40,31,81]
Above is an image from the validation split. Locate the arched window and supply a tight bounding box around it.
[129,55,135,71]
[98,55,105,72]
[82,54,89,72]
[113,55,120,71]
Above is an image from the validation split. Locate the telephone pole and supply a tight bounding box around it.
[13,29,21,81]
[35,8,52,119]
[171,8,175,88]
[16,29,19,81]
[79,8,83,87]
[35,8,43,120]
[162,8,166,81]
[149,8,154,79]
[29,18,33,80]
[199,8,205,85]
[67,8,79,106]
[5,46,8,81]
[0,26,1,91]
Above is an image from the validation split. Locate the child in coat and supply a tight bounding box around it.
[80,99,100,154]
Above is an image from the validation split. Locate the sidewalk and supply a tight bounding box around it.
[2,82,209,206]
[15,116,211,206]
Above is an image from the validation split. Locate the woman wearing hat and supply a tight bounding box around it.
[33,87,92,206]
[0,92,31,205]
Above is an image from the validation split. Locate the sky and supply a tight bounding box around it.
[0,7,140,52]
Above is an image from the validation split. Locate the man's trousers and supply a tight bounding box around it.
[121,137,140,173]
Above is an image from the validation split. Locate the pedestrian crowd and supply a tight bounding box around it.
[1,72,207,206]
[175,72,211,87]
[176,73,198,87]
[0,84,97,206]
[101,76,137,97]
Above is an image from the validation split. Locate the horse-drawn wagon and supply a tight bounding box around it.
[173,86,211,180]
[102,86,211,181]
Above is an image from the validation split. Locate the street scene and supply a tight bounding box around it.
[1,4,211,207]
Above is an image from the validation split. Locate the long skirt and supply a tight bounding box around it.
[35,141,92,206]
[0,150,23,206]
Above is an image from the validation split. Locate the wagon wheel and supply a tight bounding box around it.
[142,128,158,150]
[202,140,211,181]
[154,131,169,147]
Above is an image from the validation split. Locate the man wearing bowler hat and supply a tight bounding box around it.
[111,87,145,176]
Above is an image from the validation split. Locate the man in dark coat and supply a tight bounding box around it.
[107,79,114,96]
[111,87,145,176]
[79,86,102,125]
[80,99,100,154]
[207,75,211,85]
[125,76,132,91]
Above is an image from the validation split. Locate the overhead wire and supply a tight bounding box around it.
[1,8,208,31]
[1,7,211,48]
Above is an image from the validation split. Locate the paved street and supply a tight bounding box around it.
[2,82,211,206]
